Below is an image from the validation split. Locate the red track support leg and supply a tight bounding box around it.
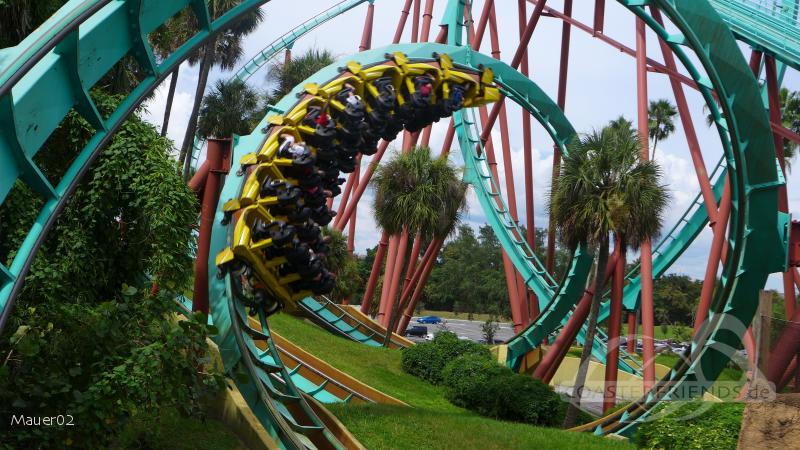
[193,138,231,314]
[603,236,626,412]
[635,18,656,391]
[626,311,637,353]
[361,232,389,314]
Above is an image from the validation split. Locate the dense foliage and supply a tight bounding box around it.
[0,91,221,447]
[635,401,745,450]
[442,354,565,427]
[400,332,491,384]
[402,333,567,428]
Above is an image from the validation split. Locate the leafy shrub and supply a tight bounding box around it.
[442,354,565,427]
[635,401,744,450]
[401,332,491,384]
[0,90,219,448]
[441,353,504,408]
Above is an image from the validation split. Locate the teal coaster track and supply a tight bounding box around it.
[0,0,794,446]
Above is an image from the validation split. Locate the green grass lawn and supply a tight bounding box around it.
[269,314,633,450]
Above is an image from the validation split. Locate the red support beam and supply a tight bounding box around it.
[546,0,572,276]
[594,0,605,34]
[420,0,435,42]
[766,55,797,318]
[518,0,539,319]
[393,0,414,44]
[397,237,444,334]
[361,232,389,314]
[335,140,389,230]
[626,311,637,353]
[535,252,619,382]
[192,138,231,314]
[603,237,626,412]
[411,0,422,43]
[636,18,656,391]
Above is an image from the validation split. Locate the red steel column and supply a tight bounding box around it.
[626,311,637,353]
[193,138,230,314]
[488,5,529,323]
[335,140,389,229]
[546,0,572,276]
[694,179,732,332]
[384,228,411,327]
[376,235,400,323]
[420,0,435,42]
[518,0,538,320]
[360,3,375,52]
[604,237,626,412]
[398,238,444,334]
[393,0,414,44]
[766,56,797,317]
[347,160,360,254]
[411,0,422,43]
[636,18,656,391]
[594,0,605,34]
[361,232,389,314]
[533,252,618,381]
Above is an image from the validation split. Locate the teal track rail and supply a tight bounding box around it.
[709,0,800,70]
[297,296,409,348]
[175,297,367,405]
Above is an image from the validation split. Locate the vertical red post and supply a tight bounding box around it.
[347,161,360,254]
[635,18,656,391]
[377,235,400,323]
[193,138,231,314]
[398,238,444,334]
[361,232,389,314]
[546,0,572,276]
[594,0,605,34]
[766,56,797,317]
[694,179,731,332]
[626,311,637,353]
[360,3,375,52]
[393,0,414,44]
[604,236,626,412]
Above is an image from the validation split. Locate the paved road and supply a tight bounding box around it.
[405,317,515,344]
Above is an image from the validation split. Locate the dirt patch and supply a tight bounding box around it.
[738,393,800,450]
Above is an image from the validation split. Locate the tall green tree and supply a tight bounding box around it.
[197,78,262,139]
[648,99,677,160]
[551,126,668,427]
[150,13,195,137]
[266,48,335,103]
[372,147,468,345]
[178,1,264,178]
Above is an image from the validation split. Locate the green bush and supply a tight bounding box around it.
[635,401,744,450]
[441,353,504,408]
[442,354,565,427]
[400,332,491,384]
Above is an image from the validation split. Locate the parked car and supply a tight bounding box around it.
[405,325,428,337]
[416,316,443,324]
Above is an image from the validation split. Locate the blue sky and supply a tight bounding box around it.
[141,0,799,289]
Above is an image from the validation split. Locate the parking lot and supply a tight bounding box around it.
[405,316,516,344]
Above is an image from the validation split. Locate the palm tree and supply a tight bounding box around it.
[197,79,262,139]
[266,48,335,103]
[552,127,668,427]
[178,1,264,179]
[150,13,194,137]
[608,116,633,134]
[648,99,677,160]
[372,147,468,345]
